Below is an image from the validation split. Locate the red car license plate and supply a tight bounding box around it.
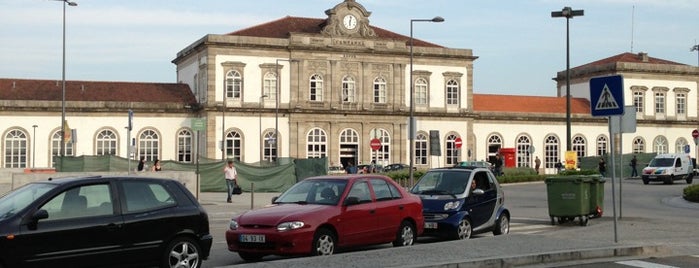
[240,234,266,243]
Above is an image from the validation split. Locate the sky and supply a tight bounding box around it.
[1,0,698,97]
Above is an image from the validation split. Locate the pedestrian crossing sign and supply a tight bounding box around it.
[589,75,624,117]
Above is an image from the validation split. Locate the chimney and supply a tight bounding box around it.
[637,52,649,62]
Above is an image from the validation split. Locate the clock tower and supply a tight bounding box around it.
[321,0,376,38]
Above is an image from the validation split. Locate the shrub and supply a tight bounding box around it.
[683,184,699,203]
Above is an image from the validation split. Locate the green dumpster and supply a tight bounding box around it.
[588,176,606,218]
[545,176,591,226]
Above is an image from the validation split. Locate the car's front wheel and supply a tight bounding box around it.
[162,237,202,268]
[312,228,336,256]
[454,218,472,240]
[493,213,510,235]
[393,221,416,247]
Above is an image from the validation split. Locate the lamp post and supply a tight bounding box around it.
[551,7,583,152]
[32,125,38,168]
[259,94,268,162]
[55,0,77,170]
[274,59,297,163]
[691,45,699,66]
[409,17,444,187]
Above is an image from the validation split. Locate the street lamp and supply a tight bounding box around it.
[55,0,77,170]
[691,44,699,66]
[551,7,583,152]
[274,58,297,163]
[259,94,268,162]
[409,17,444,187]
[32,125,38,168]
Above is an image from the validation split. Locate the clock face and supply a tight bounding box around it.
[343,14,357,30]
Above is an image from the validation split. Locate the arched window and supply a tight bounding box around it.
[371,129,390,166]
[373,77,387,103]
[309,74,323,101]
[415,133,428,165]
[226,131,243,161]
[263,72,277,100]
[415,78,428,105]
[96,129,117,156]
[307,128,327,158]
[177,129,193,163]
[51,130,74,167]
[676,138,689,154]
[544,135,559,169]
[632,137,645,154]
[342,76,356,103]
[596,135,608,156]
[340,129,359,167]
[516,135,531,167]
[263,131,276,162]
[446,79,459,105]
[445,134,459,165]
[572,135,587,159]
[652,136,668,154]
[139,129,160,162]
[225,70,242,99]
[487,134,502,161]
[4,129,27,168]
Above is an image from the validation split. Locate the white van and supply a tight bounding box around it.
[641,153,694,185]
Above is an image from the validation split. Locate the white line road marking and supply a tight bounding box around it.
[616,260,678,268]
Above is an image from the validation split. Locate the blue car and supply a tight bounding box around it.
[410,166,510,239]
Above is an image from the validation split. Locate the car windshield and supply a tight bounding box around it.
[410,170,471,196]
[649,158,674,167]
[274,179,348,205]
[0,183,56,220]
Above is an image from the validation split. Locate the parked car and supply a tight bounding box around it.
[356,164,383,173]
[225,175,423,261]
[328,166,345,175]
[384,163,411,172]
[642,153,694,184]
[0,176,212,268]
[455,161,492,169]
[410,166,510,240]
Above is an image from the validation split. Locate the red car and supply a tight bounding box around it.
[225,175,424,261]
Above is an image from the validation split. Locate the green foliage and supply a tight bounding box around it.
[683,184,699,203]
[556,169,600,176]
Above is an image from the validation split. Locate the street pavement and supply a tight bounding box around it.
[198,188,699,268]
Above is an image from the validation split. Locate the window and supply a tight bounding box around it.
[139,129,160,162]
[263,131,276,162]
[676,138,689,154]
[122,181,175,213]
[263,72,277,100]
[572,135,587,160]
[342,76,356,103]
[596,136,608,156]
[307,128,327,158]
[347,181,371,203]
[516,135,531,168]
[96,129,117,156]
[676,92,686,116]
[309,74,323,101]
[653,136,668,154]
[373,77,387,103]
[415,78,427,105]
[633,91,644,113]
[40,184,113,220]
[445,134,459,165]
[4,129,27,168]
[654,92,665,114]
[487,134,503,161]
[51,130,74,167]
[225,70,242,99]
[177,129,193,163]
[371,129,390,165]
[544,135,559,169]
[446,79,459,105]
[370,178,401,201]
[632,137,645,154]
[415,133,428,165]
[226,130,242,161]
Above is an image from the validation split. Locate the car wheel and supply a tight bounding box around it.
[162,237,202,268]
[393,221,416,247]
[238,252,264,262]
[493,213,510,235]
[454,218,472,240]
[312,228,336,256]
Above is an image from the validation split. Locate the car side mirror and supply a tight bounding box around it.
[471,189,485,196]
[344,196,360,206]
[271,196,279,203]
[32,209,49,221]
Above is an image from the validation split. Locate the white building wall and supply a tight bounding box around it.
[404,65,469,110]
[215,55,294,104]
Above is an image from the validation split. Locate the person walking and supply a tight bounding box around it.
[630,155,638,178]
[224,160,238,203]
[598,157,607,177]
[534,156,541,175]
[151,159,162,172]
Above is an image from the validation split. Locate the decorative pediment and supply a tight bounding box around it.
[321,0,376,38]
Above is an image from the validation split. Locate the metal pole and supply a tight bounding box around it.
[275,60,280,163]
[692,45,699,66]
[259,95,267,162]
[32,125,38,168]
[608,117,619,243]
[222,75,226,160]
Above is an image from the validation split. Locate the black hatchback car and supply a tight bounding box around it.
[0,176,212,268]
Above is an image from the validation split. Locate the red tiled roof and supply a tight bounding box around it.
[227,16,443,48]
[473,94,590,114]
[0,78,196,103]
[574,52,687,70]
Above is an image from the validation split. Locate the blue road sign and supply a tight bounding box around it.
[589,75,624,117]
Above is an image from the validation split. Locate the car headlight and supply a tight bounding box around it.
[277,221,305,232]
[444,201,460,210]
[229,219,239,230]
